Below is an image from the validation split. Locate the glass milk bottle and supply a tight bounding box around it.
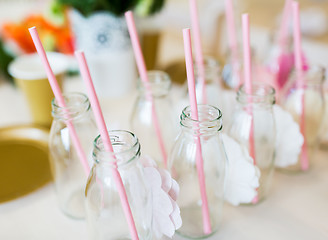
[130,71,177,168]
[49,92,97,218]
[85,130,152,240]
[228,83,276,203]
[283,66,325,172]
[194,56,221,106]
[168,105,227,239]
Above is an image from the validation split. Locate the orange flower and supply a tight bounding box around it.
[2,14,74,54]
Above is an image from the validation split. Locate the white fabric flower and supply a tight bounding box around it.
[222,133,260,206]
[274,105,304,168]
[140,156,182,239]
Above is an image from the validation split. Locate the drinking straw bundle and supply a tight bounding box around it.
[125,11,168,168]
[29,27,140,240]
[183,28,211,234]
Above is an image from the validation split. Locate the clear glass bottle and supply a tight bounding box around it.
[168,105,227,239]
[49,92,97,219]
[194,56,222,106]
[85,130,152,240]
[130,70,177,168]
[228,83,276,203]
[282,66,325,172]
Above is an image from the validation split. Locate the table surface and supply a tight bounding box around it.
[1,75,328,240]
[0,150,327,240]
[1,1,328,239]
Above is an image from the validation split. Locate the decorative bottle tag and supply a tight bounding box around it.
[140,156,182,239]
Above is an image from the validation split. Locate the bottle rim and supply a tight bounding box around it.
[93,130,140,166]
[194,56,220,72]
[290,65,326,85]
[237,82,276,104]
[180,104,223,132]
[137,70,171,97]
[51,92,90,121]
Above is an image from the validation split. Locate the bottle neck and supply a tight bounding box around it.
[93,130,141,169]
[236,82,275,108]
[194,56,220,84]
[180,104,223,135]
[292,65,325,88]
[51,92,91,121]
[138,70,171,98]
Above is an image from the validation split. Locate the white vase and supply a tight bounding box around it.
[69,10,137,98]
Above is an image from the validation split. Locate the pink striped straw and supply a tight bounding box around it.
[278,0,292,51]
[28,27,90,176]
[189,0,207,104]
[183,28,211,234]
[292,1,308,171]
[124,11,168,168]
[75,50,139,240]
[242,14,258,203]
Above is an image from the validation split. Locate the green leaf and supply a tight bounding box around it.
[135,0,165,16]
[48,1,66,26]
[56,0,140,16]
[0,40,15,83]
[57,0,98,16]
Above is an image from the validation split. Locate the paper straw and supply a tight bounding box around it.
[292,1,308,171]
[242,14,258,203]
[75,50,139,240]
[225,0,238,54]
[242,14,252,95]
[292,1,304,89]
[28,27,90,176]
[224,0,241,89]
[183,28,211,234]
[189,0,207,104]
[124,11,168,168]
[272,0,292,100]
[278,0,292,51]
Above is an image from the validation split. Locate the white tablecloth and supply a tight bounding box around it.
[1,15,328,238]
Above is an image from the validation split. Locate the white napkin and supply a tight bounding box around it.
[222,133,260,206]
[274,105,304,168]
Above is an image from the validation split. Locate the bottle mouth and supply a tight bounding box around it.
[51,92,90,120]
[180,104,223,133]
[138,70,171,97]
[291,65,326,85]
[194,56,220,73]
[237,82,275,104]
[93,130,140,166]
